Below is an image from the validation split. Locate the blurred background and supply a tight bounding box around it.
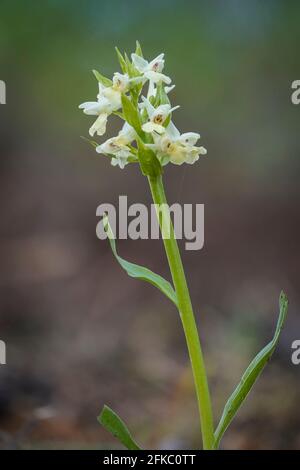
[0,0,299,450]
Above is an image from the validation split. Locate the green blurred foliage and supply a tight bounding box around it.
[1,0,299,181]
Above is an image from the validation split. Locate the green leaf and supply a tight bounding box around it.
[153,83,172,127]
[124,52,136,78]
[136,136,161,177]
[113,110,125,120]
[98,405,141,450]
[92,69,112,87]
[80,135,98,148]
[163,113,172,129]
[121,94,142,134]
[115,47,127,74]
[103,215,177,307]
[135,40,143,57]
[116,46,143,104]
[154,82,170,107]
[214,291,288,449]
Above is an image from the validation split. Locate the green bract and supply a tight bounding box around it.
[92,69,112,87]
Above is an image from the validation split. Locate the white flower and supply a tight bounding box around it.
[79,82,122,137]
[95,122,136,169]
[88,114,109,137]
[141,97,180,134]
[131,53,171,85]
[112,72,130,92]
[112,72,143,92]
[115,122,136,145]
[147,122,207,165]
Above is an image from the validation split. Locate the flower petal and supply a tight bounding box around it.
[185,154,200,164]
[112,72,130,92]
[142,122,166,134]
[102,88,121,111]
[169,150,186,165]
[148,53,165,72]
[165,84,175,94]
[89,113,108,137]
[131,53,148,72]
[117,122,136,144]
[155,104,172,115]
[79,101,102,115]
[145,71,171,85]
[199,146,207,155]
[141,96,156,118]
[166,122,181,139]
[179,132,200,146]
[97,82,106,99]
[147,80,156,99]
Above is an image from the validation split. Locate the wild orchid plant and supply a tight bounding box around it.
[79,42,288,450]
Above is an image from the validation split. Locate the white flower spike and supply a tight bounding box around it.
[80,43,207,169]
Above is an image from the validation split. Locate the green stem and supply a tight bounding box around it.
[148,173,214,450]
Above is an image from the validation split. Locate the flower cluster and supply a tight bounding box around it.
[79,42,207,170]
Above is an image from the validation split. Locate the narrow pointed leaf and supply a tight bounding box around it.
[115,47,127,74]
[136,136,161,177]
[98,405,141,450]
[124,52,136,78]
[154,82,170,107]
[214,291,288,449]
[80,135,98,148]
[113,110,125,120]
[154,83,172,127]
[92,69,112,87]
[135,40,143,57]
[103,216,178,307]
[121,94,142,134]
